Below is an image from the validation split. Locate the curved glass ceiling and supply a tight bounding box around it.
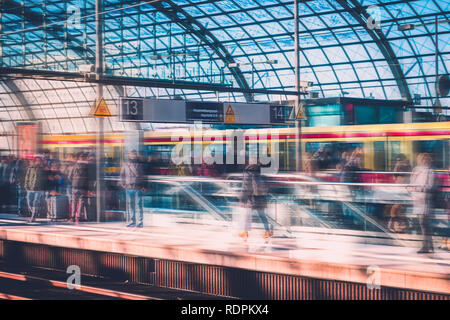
[0,0,448,135]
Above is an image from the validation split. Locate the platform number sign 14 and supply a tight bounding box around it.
[121,98,144,121]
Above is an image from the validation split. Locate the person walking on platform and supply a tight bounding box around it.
[408,153,436,254]
[239,162,272,240]
[120,150,145,228]
[68,152,90,223]
[24,156,45,223]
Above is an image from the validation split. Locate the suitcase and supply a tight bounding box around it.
[87,196,97,221]
[19,196,30,217]
[48,195,70,220]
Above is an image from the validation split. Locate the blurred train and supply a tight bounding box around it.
[40,121,450,177]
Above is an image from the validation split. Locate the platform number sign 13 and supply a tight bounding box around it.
[120,98,144,121]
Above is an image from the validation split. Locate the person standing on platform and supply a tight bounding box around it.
[62,153,75,219]
[10,156,27,215]
[24,156,45,223]
[68,152,90,223]
[0,156,12,212]
[120,150,145,228]
[408,153,436,254]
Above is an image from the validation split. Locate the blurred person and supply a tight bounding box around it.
[238,162,272,240]
[120,150,145,228]
[41,156,52,216]
[303,152,318,178]
[303,152,318,201]
[339,149,363,224]
[46,161,70,221]
[336,151,350,171]
[86,152,97,221]
[439,166,450,251]
[176,162,192,176]
[68,152,90,223]
[199,162,220,177]
[47,162,65,195]
[10,156,27,215]
[144,155,154,176]
[408,153,436,254]
[340,148,362,185]
[387,154,412,232]
[62,153,75,216]
[24,156,45,222]
[312,147,325,170]
[0,156,12,211]
[351,147,364,170]
[393,154,412,184]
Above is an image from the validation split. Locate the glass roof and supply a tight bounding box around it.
[0,0,448,134]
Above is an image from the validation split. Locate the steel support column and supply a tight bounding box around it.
[294,0,302,172]
[95,0,104,223]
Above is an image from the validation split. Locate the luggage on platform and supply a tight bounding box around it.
[48,195,70,220]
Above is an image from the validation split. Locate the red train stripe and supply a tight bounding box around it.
[41,130,450,144]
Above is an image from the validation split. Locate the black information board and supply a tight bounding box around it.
[269,105,295,123]
[186,102,224,123]
[120,98,144,121]
[270,105,285,123]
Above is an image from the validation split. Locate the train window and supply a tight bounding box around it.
[278,141,288,171]
[379,106,398,124]
[414,140,445,169]
[305,142,363,170]
[288,142,296,171]
[389,141,402,170]
[146,145,173,162]
[113,146,121,164]
[308,115,341,127]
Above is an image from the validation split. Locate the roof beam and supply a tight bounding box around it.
[0,66,305,97]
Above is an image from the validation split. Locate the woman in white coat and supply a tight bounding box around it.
[408,153,435,253]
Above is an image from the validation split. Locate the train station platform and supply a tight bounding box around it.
[0,214,448,299]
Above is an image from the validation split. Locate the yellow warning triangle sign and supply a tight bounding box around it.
[295,105,306,120]
[91,97,112,117]
[225,105,235,123]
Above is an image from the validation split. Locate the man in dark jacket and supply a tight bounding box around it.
[68,152,90,222]
[120,150,145,228]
